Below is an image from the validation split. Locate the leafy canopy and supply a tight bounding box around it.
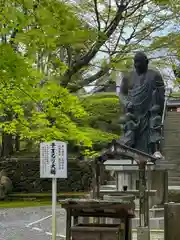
[0,0,178,154]
[0,44,92,147]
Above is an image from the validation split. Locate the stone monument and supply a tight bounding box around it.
[119,51,165,154]
[114,52,166,193]
[0,170,12,199]
[115,52,165,240]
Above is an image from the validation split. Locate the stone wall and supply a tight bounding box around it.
[0,158,93,193]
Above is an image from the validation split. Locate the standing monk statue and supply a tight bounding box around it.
[119,52,165,154]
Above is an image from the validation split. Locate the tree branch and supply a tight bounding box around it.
[93,0,101,31]
[105,0,112,28]
[61,3,127,87]
[66,46,73,67]
[111,17,126,54]
[70,67,110,92]
[69,2,147,92]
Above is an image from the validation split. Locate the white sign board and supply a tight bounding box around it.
[40,141,67,178]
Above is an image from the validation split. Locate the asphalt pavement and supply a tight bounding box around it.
[0,206,165,240]
[0,206,66,240]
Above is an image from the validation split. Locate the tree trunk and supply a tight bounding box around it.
[1,132,13,157]
[15,135,20,152]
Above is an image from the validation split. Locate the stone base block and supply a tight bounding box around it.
[105,217,164,229]
[137,227,150,240]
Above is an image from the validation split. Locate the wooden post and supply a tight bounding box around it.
[116,172,119,190]
[66,209,71,240]
[96,161,100,199]
[137,161,150,240]
[92,160,97,199]
[163,170,168,204]
[74,216,78,225]
[139,162,146,227]
[164,203,180,240]
[125,217,132,240]
[92,159,101,199]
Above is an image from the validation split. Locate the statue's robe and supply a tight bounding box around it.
[119,69,165,154]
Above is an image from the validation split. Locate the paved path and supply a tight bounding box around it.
[0,206,164,240]
[0,206,66,240]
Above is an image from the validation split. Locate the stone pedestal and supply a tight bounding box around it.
[164,203,180,240]
[151,170,168,206]
[137,226,150,240]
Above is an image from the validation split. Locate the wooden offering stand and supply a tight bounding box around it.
[61,198,135,240]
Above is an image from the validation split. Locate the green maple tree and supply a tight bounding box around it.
[0,0,178,156]
[0,44,92,156]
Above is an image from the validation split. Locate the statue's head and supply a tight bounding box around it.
[134,51,149,74]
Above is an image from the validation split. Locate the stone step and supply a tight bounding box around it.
[168,180,180,186]
[169,177,180,181]
[158,160,180,164]
[168,180,180,185]
[163,143,180,147]
[132,217,164,229]
[155,164,175,170]
[168,174,180,179]
[100,185,116,190]
[158,165,178,170]
[168,185,180,190]
[164,124,180,128]
[168,172,180,175]
[169,175,180,180]
[132,229,164,240]
[168,175,180,181]
[135,208,164,218]
[168,169,180,174]
[168,170,180,177]
[106,217,164,229]
[107,181,116,185]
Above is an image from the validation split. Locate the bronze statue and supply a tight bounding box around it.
[119,52,165,154]
[149,105,162,153]
[119,102,139,147]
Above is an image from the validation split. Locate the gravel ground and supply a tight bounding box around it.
[0,206,66,240]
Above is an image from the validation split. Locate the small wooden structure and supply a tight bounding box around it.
[61,198,135,240]
[95,140,158,227]
[92,140,167,240]
[101,159,168,207]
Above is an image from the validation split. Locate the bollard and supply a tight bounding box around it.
[164,203,180,240]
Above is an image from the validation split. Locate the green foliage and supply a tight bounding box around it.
[0,0,177,155]
[78,92,121,150]
[0,44,92,147]
[1,0,176,92]
[170,92,180,98]
[82,92,121,134]
[80,127,118,146]
[0,200,53,208]
[150,0,180,59]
